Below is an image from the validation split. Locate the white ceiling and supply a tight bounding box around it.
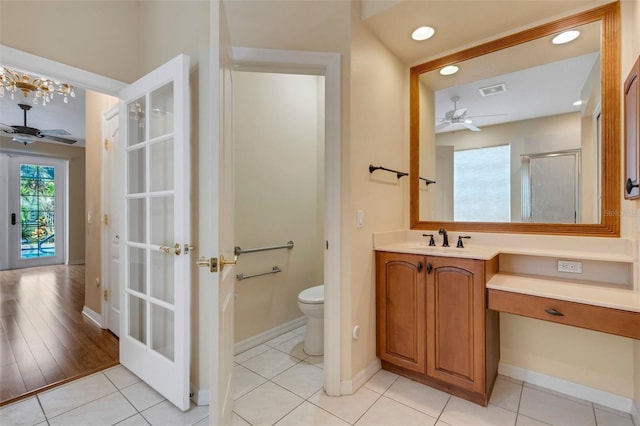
[0,0,615,147]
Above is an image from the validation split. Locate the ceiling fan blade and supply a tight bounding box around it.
[40,135,77,144]
[466,113,508,118]
[452,107,467,119]
[461,122,481,132]
[0,123,16,132]
[435,122,451,132]
[40,128,72,136]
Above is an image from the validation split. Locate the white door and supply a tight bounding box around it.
[102,106,120,336]
[118,54,192,410]
[8,155,66,269]
[205,2,235,423]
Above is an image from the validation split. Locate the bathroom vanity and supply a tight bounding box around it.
[374,231,640,407]
[376,250,499,406]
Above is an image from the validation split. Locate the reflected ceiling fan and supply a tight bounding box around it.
[0,103,77,145]
[436,96,505,133]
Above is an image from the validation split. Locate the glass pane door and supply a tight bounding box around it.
[8,156,65,268]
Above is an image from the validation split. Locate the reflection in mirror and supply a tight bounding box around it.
[410,3,620,236]
[419,21,600,224]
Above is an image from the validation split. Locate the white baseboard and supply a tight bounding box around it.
[631,400,639,426]
[341,359,381,395]
[234,316,307,355]
[499,363,633,414]
[82,306,103,328]
[67,259,85,265]
[190,384,209,406]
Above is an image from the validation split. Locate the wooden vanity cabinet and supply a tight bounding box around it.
[376,252,427,375]
[376,251,499,406]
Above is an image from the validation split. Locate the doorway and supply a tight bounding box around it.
[6,155,66,269]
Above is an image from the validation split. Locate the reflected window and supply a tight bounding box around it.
[454,145,510,222]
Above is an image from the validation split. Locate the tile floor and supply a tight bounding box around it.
[1,326,635,426]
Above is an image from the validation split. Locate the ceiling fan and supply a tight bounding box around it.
[0,103,77,145]
[436,96,505,133]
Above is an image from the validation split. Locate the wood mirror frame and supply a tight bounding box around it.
[410,2,620,236]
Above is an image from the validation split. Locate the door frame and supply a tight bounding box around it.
[232,47,342,396]
[101,105,120,335]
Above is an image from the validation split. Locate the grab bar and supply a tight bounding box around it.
[236,266,282,281]
[234,240,294,256]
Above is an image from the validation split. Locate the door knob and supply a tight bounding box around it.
[159,243,182,255]
[196,254,237,273]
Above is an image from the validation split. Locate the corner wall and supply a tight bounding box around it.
[349,1,407,387]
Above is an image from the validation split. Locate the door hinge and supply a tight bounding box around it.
[103,214,109,225]
[104,138,110,150]
[103,289,109,301]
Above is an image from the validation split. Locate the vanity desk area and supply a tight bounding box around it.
[373,230,640,407]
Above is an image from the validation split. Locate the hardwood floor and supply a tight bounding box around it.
[0,264,119,406]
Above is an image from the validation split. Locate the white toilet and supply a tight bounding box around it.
[297,284,324,356]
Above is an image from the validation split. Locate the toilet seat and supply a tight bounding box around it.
[298,285,324,304]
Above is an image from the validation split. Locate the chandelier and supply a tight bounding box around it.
[0,67,76,106]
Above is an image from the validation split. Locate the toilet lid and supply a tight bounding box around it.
[298,285,324,304]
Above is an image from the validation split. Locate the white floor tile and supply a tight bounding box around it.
[0,397,46,426]
[272,361,325,399]
[363,369,399,394]
[440,396,518,426]
[515,414,551,425]
[234,381,303,426]
[104,365,142,389]
[305,355,324,369]
[193,416,210,426]
[275,401,349,426]
[489,375,522,412]
[274,334,308,360]
[355,395,437,426]
[231,412,252,425]
[234,344,270,364]
[116,413,152,425]
[233,364,268,400]
[308,386,380,424]
[518,386,596,426]
[48,391,136,426]
[293,325,307,335]
[38,373,118,418]
[141,400,208,426]
[383,376,450,419]
[523,383,592,407]
[121,381,166,411]
[241,348,301,379]
[595,408,635,426]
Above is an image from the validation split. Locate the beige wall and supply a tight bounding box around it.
[0,137,86,264]
[233,72,324,342]
[84,91,118,314]
[0,1,139,83]
[349,1,407,379]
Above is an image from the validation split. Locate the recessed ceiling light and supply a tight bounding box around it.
[440,65,459,76]
[552,30,580,45]
[573,100,583,106]
[412,26,435,41]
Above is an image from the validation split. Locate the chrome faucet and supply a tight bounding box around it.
[438,228,449,247]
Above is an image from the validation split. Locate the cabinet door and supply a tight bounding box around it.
[376,252,427,374]
[426,257,485,393]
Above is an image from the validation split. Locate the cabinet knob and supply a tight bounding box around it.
[426,263,433,274]
[544,308,564,317]
[417,262,423,272]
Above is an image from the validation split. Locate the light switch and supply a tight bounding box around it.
[356,209,364,228]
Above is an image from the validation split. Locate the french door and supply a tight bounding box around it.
[118,54,192,411]
[8,155,66,269]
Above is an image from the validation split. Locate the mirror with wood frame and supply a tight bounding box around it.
[410,2,620,236]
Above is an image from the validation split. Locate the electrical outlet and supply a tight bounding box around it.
[558,260,582,274]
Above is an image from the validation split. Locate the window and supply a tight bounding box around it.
[454,145,510,222]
